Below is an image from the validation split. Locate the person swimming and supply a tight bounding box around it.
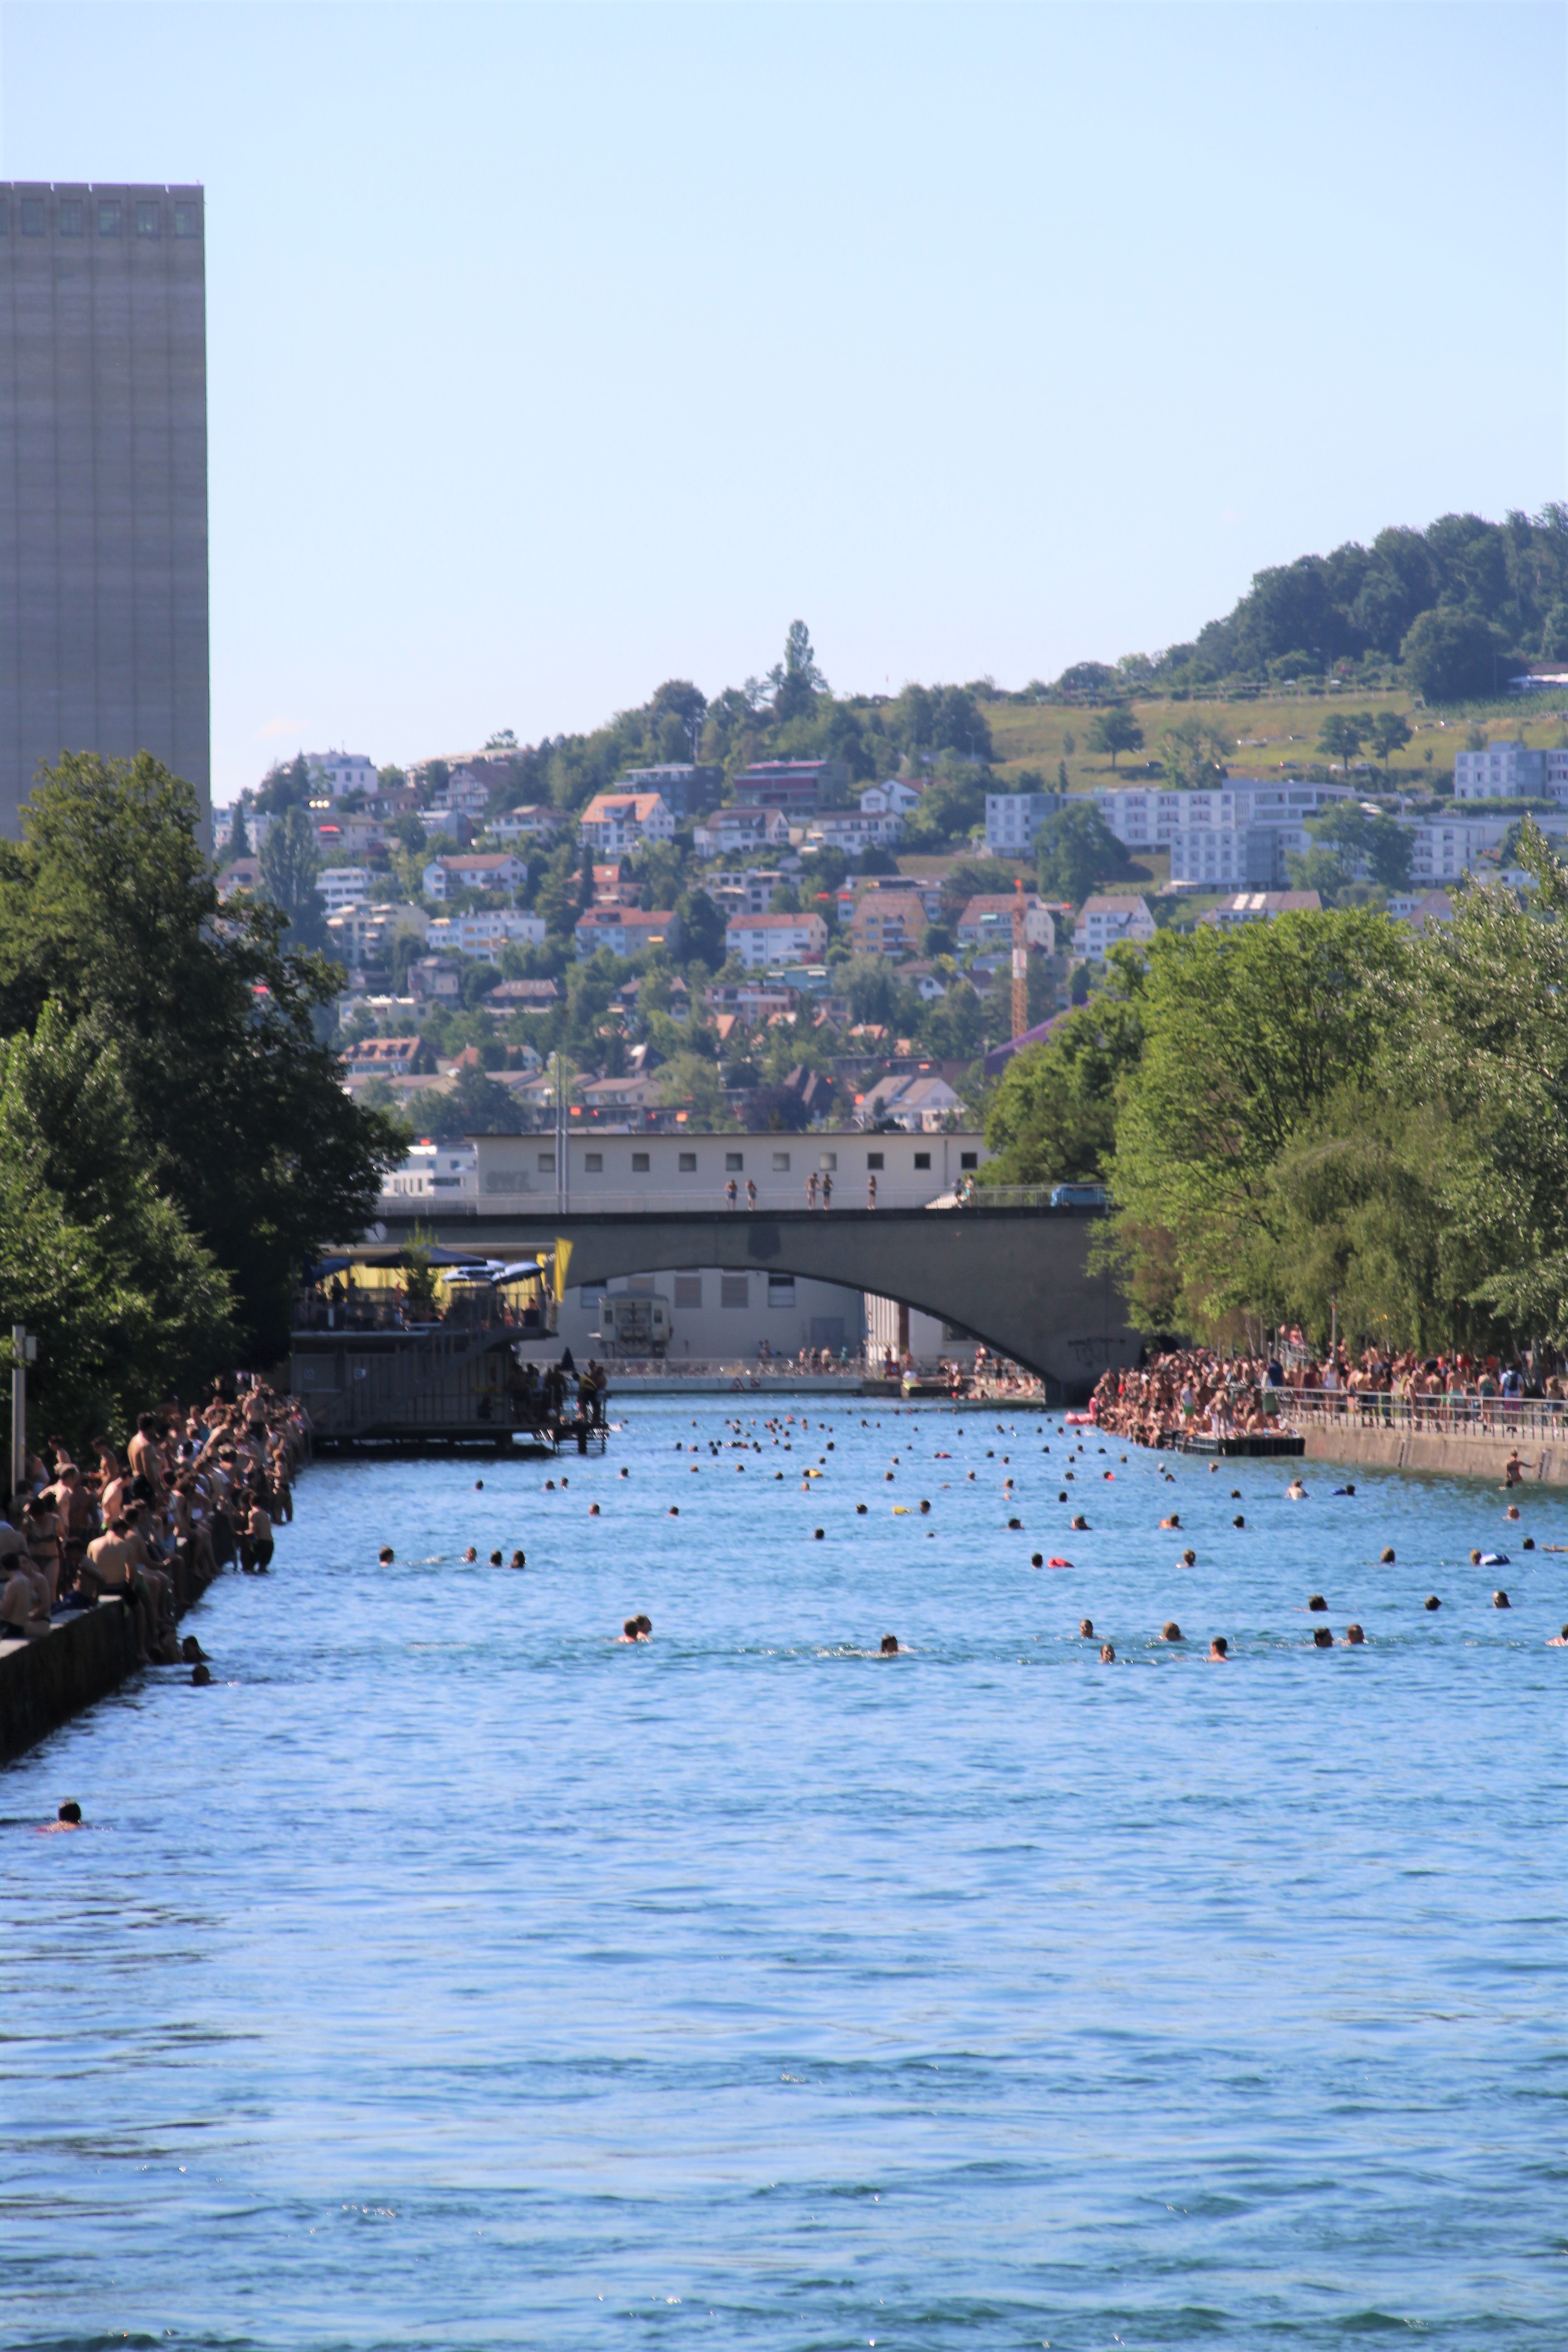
[1345,1624,1365,1645]
[880,1634,900,1655]
[1160,1513,1181,1529]
[378,1546,394,1565]
[1208,1637,1228,1660]
[1308,1594,1328,1612]
[1493,1590,1510,1608]
[510,1550,526,1568]
[1313,1626,1334,1647]
[1080,1618,1094,1638]
[57,1800,82,1825]
[1286,1478,1307,1500]
[463,1547,477,1563]
[1099,1642,1116,1663]
[616,1618,650,1643]
[1161,1621,1183,1642]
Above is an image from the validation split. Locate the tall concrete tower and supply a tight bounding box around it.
[0,181,209,837]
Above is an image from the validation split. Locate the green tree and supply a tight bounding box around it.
[1367,710,1413,776]
[1317,713,1367,774]
[254,753,314,815]
[224,802,252,859]
[1401,608,1514,702]
[1102,908,1408,1330]
[657,1052,738,1129]
[1286,802,1412,900]
[770,621,826,724]
[980,983,1145,1186]
[259,804,327,948]
[1034,801,1132,907]
[0,1003,236,1446]
[1158,717,1234,790]
[0,753,403,1360]
[1087,707,1145,771]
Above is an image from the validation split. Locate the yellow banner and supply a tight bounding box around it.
[553,1237,573,1299]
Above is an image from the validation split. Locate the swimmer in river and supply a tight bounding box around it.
[489,1551,502,1567]
[1505,1504,1521,1522]
[1425,1595,1442,1611]
[1313,1626,1334,1647]
[510,1550,526,1568]
[635,1614,651,1636]
[191,1661,212,1684]
[1548,1625,1568,1646]
[1161,1621,1183,1642]
[1380,1547,1396,1564]
[1503,1452,1524,1489]
[1494,1590,1510,1608]
[180,1635,209,1663]
[1160,1513,1181,1530]
[463,1547,477,1563]
[616,1618,649,1643]
[1080,1619,1094,1638]
[880,1634,900,1655]
[1308,1594,1328,1612]
[1181,1548,1196,1567]
[1286,1478,1308,1500]
[1233,1515,1246,1529]
[1345,1624,1365,1645]
[51,1800,83,1829]
[378,1546,394,1565]
[1208,1637,1228,1660]
[1099,1642,1116,1663]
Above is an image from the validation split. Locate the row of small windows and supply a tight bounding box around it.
[0,197,200,239]
[582,1274,799,1310]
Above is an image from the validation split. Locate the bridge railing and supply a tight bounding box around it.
[373,1189,1061,1217]
[1279,1387,1568,1442]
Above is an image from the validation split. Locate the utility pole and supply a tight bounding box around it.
[11,1323,35,1497]
[1011,877,1029,1042]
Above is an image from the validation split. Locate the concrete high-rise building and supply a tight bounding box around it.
[0,182,209,837]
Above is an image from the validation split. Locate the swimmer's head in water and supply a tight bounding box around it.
[58,1800,81,1823]
[1345,1623,1364,1644]
[463,1547,477,1563]
[1099,1642,1115,1663]
[180,1635,207,1662]
[880,1634,899,1655]
[668,1505,679,1516]
[919,1499,931,1514]
[1506,1504,1521,1519]
[475,1480,484,1490]
[1425,1594,1441,1611]
[636,1614,651,1635]
[589,1503,600,1517]
[1493,1589,1510,1607]
[1162,1621,1182,1641]
[510,1550,525,1568]
[1181,1548,1196,1567]
[191,1661,212,1684]
[622,1618,639,1639]
[814,1527,824,1540]
[489,1551,502,1566]
[1031,1553,1044,1568]
[1233,1515,1245,1529]
[1209,1636,1228,1659]
[1308,1594,1327,1612]
[1008,1516,1022,1530]
[1380,1546,1395,1564]
[1313,1626,1334,1647]
[379,1547,394,1564]
[1080,1618,1093,1638]
[1524,1535,1536,1549]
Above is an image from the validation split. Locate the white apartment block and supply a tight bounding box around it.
[692,806,793,856]
[725,911,829,970]
[1073,895,1156,958]
[425,910,547,961]
[861,778,924,817]
[307,750,378,801]
[1453,745,1568,801]
[804,811,902,854]
[578,792,676,854]
[984,792,1063,854]
[1094,781,1357,849]
[314,865,375,913]
[1406,816,1513,882]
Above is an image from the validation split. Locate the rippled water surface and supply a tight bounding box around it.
[5,1399,1568,2350]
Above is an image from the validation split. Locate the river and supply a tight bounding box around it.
[4,1400,1566,2348]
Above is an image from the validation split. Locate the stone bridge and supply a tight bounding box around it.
[374,1205,1137,1401]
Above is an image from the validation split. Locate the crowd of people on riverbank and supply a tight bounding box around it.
[1092,1341,1568,1448]
[0,1381,309,1665]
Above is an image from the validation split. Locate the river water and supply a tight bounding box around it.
[4,1401,1566,2349]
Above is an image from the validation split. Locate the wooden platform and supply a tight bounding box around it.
[1181,1432,1305,1458]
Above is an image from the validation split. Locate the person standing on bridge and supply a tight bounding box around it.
[867,1172,877,1209]
[806,1171,819,1210]
[821,1171,833,1210]
[726,1178,738,1209]
[746,1178,757,1210]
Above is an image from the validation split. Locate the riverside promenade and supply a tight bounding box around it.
[1286,1390,1568,1485]
[0,1543,222,1761]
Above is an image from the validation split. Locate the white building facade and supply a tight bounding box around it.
[725,911,830,969]
[984,791,1064,855]
[307,750,379,801]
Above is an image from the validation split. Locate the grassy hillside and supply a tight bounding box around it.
[985,687,1568,800]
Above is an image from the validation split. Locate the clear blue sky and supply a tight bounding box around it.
[5,2,1563,799]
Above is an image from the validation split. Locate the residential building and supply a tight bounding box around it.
[691,805,793,856]
[984,791,1063,855]
[803,810,902,855]
[704,867,796,917]
[1198,890,1324,930]
[578,791,676,854]
[315,866,375,914]
[858,1069,967,1131]
[1387,891,1455,931]
[422,851,528,900]
[577,1070,668,1115]
[725,911,830,970]
[407,956,461,1001]
[612,764,724,821]
[485,805,568,844]
[314,813,389,856]
[705,982,801,1025]
[218,857,262,897]
[1406,816,1512,882]
[862,872,945,919]
[417,809,473,845]
[846,892,929,957]
[0,181,209,838]
[1453,744,1549,799]
[1168,826,1280,889]
[1096,780,1356,850]
[861,778,925,818]
[436,767,493,821]
[485,977,563,1015]
[425,909,547,961]
[1073,894,1156,958]
[573,906,682,959]
[731,758,849,815]
[955,893,1056,953]
[343,1036,424,1078]
[307,750,378,801]
[382,1142,478,1200]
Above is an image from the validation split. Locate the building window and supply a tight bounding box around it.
[725,1152,744,1171]
[674,1274,702,1308]
[20,199,44,235]
[867,1152,884,1170]
[58,199,83,236]
[772,1151,791,1172]
[136,200,161,237]
[914,1152,931,1170]
[173,203,200,237]
[96,198,120,235]
[631,1152,650,1173]
[818,1152,837,1171]
[720,1274,749,1308]
[537,1152,556,1172]
[584,1152,603,1173]
[960,1152,978,1170]
[0,200,7,234]
[678,1152,696,1172]
[768,1275,796,1307]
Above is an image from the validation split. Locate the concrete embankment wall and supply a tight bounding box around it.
[1301,1426,1568,1485]
[0,1550,220,1765]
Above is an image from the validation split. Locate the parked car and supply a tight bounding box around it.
[1049,1182,1109,1208]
